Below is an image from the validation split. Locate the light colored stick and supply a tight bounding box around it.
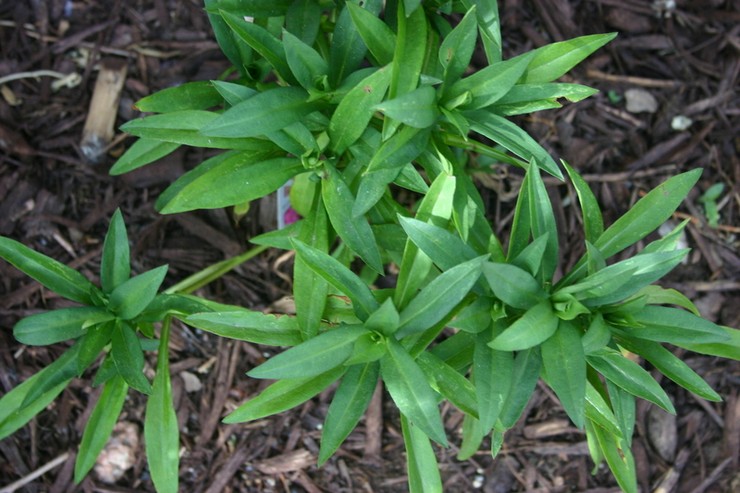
[80,58,128,163]
[0,452,70,493]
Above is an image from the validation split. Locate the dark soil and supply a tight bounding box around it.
[1,1,738,492]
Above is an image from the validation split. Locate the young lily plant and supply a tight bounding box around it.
[1,1,738,492]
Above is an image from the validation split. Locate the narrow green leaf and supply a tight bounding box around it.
[587,348,675,414]
[417,351,478,418]
[622,305,730,346]
[285,0,322,45]
[14,307,113,346]
[224,367,346,423]
[210,80,256,106]
[110,138,180,176]
[526,161,558,280]
[399,216,478,270]
[565,159,602,240]
[581,314,612,355]
[346,2,396,65]
[365,298,400,336]
[497,347,541,429]
[401,414,444,493]
[587,421,638,493]
[322,166,384,274]
[282,30,328,90]
[248,326,367,379]
[489,300,558,351]
[461,0,501,63]
[318,362,379,465]
[584,382,623,438]
[492,83,598,115]
[111,322,152,394]
[186,310,302,346]
[457,414,486,461]
[100,209,130,293]
[397,256,486,337]
[381,339,448,445]
[482,262,546,309]
[376,85,439,129]
[329,0,382,86]
[201,87,319,138]
[510,233,549,277]
[675,326,740,360]
[145,321,179,493]
[20,342,81,409]
[135,81,222,113]
[0,236,98,305]
[606,380,636,447]
[329,66,392,154]
[542,320,586,428]
[109,265,168,320]
[439,6,478,87]
[205,0,253,75]
[292,239,380,321]
[520,33,617,83]
[76,321,115,375]
[74,376,128,483]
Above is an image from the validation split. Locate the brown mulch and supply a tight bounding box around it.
[1,1,738,492]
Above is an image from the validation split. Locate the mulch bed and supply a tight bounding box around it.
[1,1,738,492]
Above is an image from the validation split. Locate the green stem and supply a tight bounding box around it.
[165,244,269,295]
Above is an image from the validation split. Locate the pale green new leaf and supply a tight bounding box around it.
[109,265,168,320]
[399,216,478,271]
[519,33,617,83]
[100,209,131,293]
[489,300,557,351]
[417,352,478,418]
[482,262,546,310]
[588,421,638,493]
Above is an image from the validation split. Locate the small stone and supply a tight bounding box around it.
[671,115,693,131]
[180,371,203,393]
[625,88,659,113]
[94,421,139,484]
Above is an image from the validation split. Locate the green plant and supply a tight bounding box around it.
[1,1,738,492]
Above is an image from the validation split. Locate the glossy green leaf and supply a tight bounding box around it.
[457,413,486,461]
[473,329,512,433]
[461,0,501,62]
[135,81,222,113]
[322,166,384,274]
[121,111,267,150]
[74,376,128,483]
[439,6,478,87]
[381,339,448,445]
[507,172,532,260]
[622,305,730,346]
[109,265,168,320]
[606,380,636,449]
[584,382,623,438]
[581,314,612,355]
[201,87,319,138]
[676,326,740,360]
[445,52,533,110]
[402,414,444,493]
[186,310,302,346]
[159,155,302,214]
[397,256,486,337]
[285,0,322,44]
[100,209,130,293]
[520,33,617,83]
[329,67,391,154]
[587,348,674,413]
[292,239,379,321]
[110,138,180,176]
[145,321,179,493]
[497,347,541,429]
[329,0,382,86]
[466,111,561,179]
[249,326,367,379]
[205,0,252,74]
[346,2,396,65]
[365,298,400,336]
[542,320,586,428]
[345,332,387,365]
[399,216,477,270]
[13,307,112,346]
[0,236,98,305]
[492,83,598,115]
[111,322,152,394]
[489,300,557,351]
[318,362,379,465]
[564,161,603,243]
[219,10,293,82]
[482,262,546,310]
[588,421,638,493]
[282,30,328,90]
[526,160,558,280]
[510,233,549,277]
[417,352,478,418]
[210,80,256,106]
[21,341,81,410]
[376,85,439,129]
[224,366,346,423]
[76,321,115,375]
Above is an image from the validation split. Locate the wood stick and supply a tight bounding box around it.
[80,58,127,162]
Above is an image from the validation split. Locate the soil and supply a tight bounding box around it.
[0,1,738,492]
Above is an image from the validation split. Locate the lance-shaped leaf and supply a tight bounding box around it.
[376,85,439,129]
[294,195,329,339]
[346,2,396,65]
[329,0,382,86]
[397,256,486,337]
[14,307,113,346]
[542,320,586,428]
[417,351,478,418]
[201,87,319,138]
[489,300,558,351]
[461,0,501,62]
[439,6,478,87]
[322,166,384,274]
[492,83,598,116]
[20,341,81,409]
[519,32,617,83]
[526,161,558,280]
[329,66,391,154]
[111,322,152,394]
[161,154,301,213]
[466,111,561,179]
[135,81,223,113]
[100,209,130,293]
[587,421,638,493]
[75,376,128,483]
[292,239,379,321]
[318,362,379,465]
[110,138,180,176]
[282,30,328,90]
[445,52,533,110]
[219,10,293,83]
[587,348,675,414]
[482,262,547,310]
[399,216,478,271]
[563,161,603,243]
[248,326,367,379]
[381,339,448,445]
[621,305,730,346]
[616,338,721,402]
[474,329,513,433]
[497,347,541,429]
[224,367,346,423]
[0,236,98,305]
[285,0,322,45]
[109,265,168,320]
[401,414,444,493]
[187,310,302,346]
[145,322,179,493]
[584,382,623,439]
